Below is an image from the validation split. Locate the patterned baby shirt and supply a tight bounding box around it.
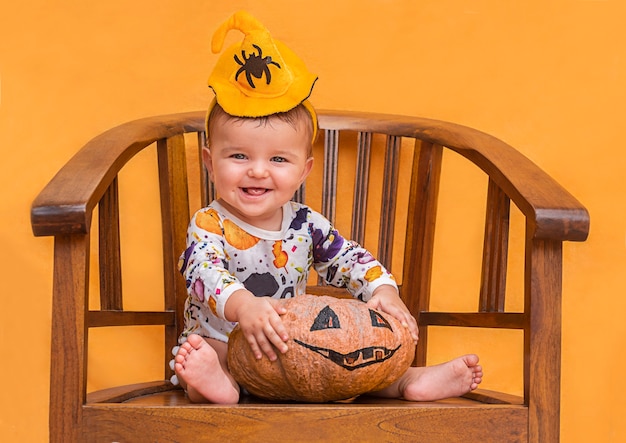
[178,200,397,342]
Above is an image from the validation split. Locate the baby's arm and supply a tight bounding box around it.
[224,289,289,361]
[307,210,418,342]
[366,285,419,343]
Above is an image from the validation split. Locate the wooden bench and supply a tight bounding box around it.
[31,110,589,442]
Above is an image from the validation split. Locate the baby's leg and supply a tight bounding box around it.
[371,354,483,401]
[174,334,240,404]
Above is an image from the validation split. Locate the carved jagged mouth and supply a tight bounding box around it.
[293,339,401,371]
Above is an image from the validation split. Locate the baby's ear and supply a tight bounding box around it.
[202,147,214,179]
[300,156,314,183]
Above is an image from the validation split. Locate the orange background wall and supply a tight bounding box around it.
[1,1,623,441]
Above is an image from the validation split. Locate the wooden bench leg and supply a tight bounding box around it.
[526,236,562,442]
[50,235,89,443]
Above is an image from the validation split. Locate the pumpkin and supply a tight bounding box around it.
[227,294,415,402]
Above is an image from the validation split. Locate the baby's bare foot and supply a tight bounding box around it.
[371,354,482,401]
[401,354,482,401]
[174,334,239,404]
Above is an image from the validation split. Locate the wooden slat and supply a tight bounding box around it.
[418,312,525,329]
[87,310,175,327]
[479,179,511,312]
[294,182,306,204]
[322,129,339,222]
[157,135,191,378]
[197,131,212,208]
[400,141,443,366]
[352,131,372,244]
[98,177,123,310]
[378,135,401,268]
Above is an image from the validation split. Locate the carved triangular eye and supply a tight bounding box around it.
[311,305,341,331]
[369,309,392,331]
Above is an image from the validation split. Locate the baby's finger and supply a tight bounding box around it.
[408,320,419,343]
[268,297,288,315]
[402,312,419,342]
[365,297,381,311]
[254,331,279,361]
[383,305,418,343]
[265,322,289,354]
[244,334,264,360]
[269,312,289,343]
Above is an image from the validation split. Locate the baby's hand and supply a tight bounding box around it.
[225,290,289,361]
[366,285,419,343]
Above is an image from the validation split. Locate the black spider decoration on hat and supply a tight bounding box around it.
[234,44,281,88]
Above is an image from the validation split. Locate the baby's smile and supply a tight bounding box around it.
[242,187,270,196]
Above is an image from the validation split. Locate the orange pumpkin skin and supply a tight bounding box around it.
[227,294,415,402]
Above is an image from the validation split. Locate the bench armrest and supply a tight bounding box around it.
[31,111,205,237]
[319,110,589,241]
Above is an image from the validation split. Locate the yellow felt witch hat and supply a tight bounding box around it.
[208,10,318,118]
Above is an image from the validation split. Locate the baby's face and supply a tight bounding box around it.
[203,114,314,231]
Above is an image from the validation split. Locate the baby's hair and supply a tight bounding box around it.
[207,102,315,156]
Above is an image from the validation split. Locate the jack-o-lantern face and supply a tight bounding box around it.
[294,306,400,371]
[227,294,415,402]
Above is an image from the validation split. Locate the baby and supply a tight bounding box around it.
[174,11,482,404]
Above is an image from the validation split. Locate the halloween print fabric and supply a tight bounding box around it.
[178,200,397,343]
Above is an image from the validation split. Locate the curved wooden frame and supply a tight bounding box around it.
[32,110,589,442]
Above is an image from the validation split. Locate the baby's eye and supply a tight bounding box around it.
[271,156,287,163]
[230,153,247,160]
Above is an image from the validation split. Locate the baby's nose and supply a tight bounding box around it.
[247,161,270,178]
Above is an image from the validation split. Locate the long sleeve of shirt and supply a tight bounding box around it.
[307,211,397,301]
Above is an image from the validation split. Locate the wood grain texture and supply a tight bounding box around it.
[49,235,90,443]
[83,399,528,442]
[98,177,123,310]
[480,179,511,312]
[400,140,443,366]
[525,236,563,442]
[157,135,191,376]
